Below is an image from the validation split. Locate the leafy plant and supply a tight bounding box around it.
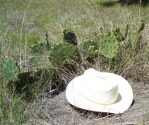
[49,42,79,68]
[1,56,20,82]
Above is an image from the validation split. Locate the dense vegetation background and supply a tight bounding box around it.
[119,0,148,5]
[0,0,149,124]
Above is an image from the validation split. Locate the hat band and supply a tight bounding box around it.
[80,85,119,105]
[81,92,108,106]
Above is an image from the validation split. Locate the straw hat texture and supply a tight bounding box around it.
[66,68,133,114]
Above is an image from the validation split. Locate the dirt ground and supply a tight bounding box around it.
[27,80,149,125]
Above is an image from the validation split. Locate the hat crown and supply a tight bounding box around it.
[81,68,119,105]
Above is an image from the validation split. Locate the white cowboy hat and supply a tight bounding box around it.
[66,68,133,114]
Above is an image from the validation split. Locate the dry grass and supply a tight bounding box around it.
[1,0,149,124]
[26,79,149,125]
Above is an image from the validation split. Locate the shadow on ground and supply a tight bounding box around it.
[70,104,115,119]
[28,81,149,125]
[7,69,66,101]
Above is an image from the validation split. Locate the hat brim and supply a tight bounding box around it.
[66,72,133,114]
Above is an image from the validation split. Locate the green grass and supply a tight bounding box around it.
[1,0,149,124]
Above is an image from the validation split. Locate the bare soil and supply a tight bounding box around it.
[27,80,149,125]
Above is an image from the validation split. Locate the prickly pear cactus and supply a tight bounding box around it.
[63,29,77,45]
[99,34,118,59]
[113,24,129,42]
[30,42,51,54]
[113,27,124,42]
[49,42,79,68]
[80,39,99,59]
[138,20,145,33]
[1,56,20,82]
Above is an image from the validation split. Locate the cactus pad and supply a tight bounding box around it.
[80,39,99,59]
[63,29,77,45]
[1,57,20,82]
[99,34,118,59]
[30,42,51,54]
[49,42,79,68]
[113,28,124,42]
